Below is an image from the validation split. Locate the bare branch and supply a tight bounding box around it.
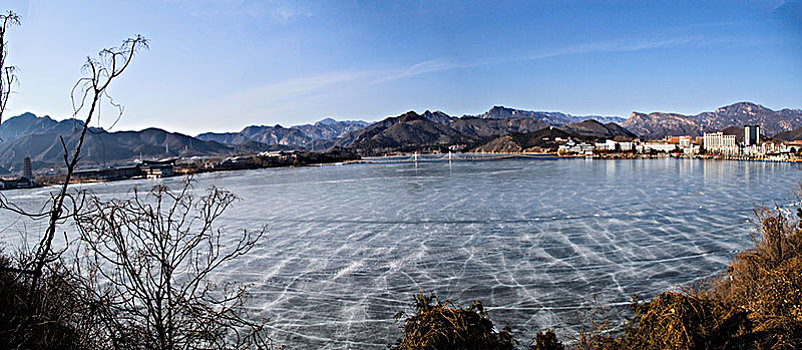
[0,10,20,124]
[75,178,271,349]
[29,35,147,294]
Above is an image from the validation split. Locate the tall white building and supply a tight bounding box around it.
[744,125,760,146]
[703,132,737,154]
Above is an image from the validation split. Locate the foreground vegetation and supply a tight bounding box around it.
[393,201,802,349]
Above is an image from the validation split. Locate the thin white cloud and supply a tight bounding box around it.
[528,36,700,60]
[167,0,311,23]
[371,58,476,84]
[372,35,755,85]
[226,71,369,106]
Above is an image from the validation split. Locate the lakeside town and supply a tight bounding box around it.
[558,124,802,160]
[2,124,799,191]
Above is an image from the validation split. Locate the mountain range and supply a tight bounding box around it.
[339,110,637,154]
[773,126,802,141]
[621,102,802,139]
[196,118,370,148]
[2,102,801,172]
[0,113,285,172]
[466,106,627,125]
[472,127,594,153]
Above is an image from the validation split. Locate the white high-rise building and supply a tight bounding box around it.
[703,132,737,154]
[744,125,760,146]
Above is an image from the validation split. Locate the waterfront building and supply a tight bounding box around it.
[558,140,595,154]
[678,136,692,148]
[744,125,760,146]
[703,132,737,154]
[0,176,34,190]
[683,145,700,155]
[140,159,176,179]
[641,142,677,153]
[594,140,619,151]
[742,144,762,157]
[73,165,143,182]
[618,141,633,151]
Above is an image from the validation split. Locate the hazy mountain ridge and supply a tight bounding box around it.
[346,112,471,153]
[0,113,279,171]
[621,102,802,139]
[196,119,371,147]
[773,126,802,141]
[621,112,702,140]
[5,101,801,170]
[340,109,635,154]
[193,106,633,151]
[472,127,595,153]
[467,106,627,125]
[563,119,638,139]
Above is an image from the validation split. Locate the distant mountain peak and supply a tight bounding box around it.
[316,117,338,126]
[399,111,420,118]
[576,119,604,126]
[715,101,767,114]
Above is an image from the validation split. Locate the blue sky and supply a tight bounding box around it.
[2,0,801,134]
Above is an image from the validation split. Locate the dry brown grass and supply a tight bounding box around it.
[392,292,514,350]
[582,202,802,349]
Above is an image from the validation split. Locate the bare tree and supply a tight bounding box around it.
[0,10,20,124]
[0,33,148,349]
[74,178,271,350]
[25,35,148,290]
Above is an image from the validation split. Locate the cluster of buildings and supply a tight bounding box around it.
[558,139,679,155]
[701,125,799,160]
[71,159,178,183]
[0,149,345,189]
[558,125,801,160]
[0,156,35,190]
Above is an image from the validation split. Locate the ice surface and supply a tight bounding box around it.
[0,158,798,348]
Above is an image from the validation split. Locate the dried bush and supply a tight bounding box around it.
[74,178,271,350]
[392,292,514,350]
[0,250,111,350]
[613,292,748,349]
[532,329,564,350]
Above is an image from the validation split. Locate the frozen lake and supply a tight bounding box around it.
[1,158,799,348]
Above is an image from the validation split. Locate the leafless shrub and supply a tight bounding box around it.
[74,178,271,349]
[0,246,112,350]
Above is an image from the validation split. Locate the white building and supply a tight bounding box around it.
[640,142,677,153]
[594,139,619,151]
[678,136,692,148]
[703,132,737,154]
[558,140,595,154]
[744,125,760,146]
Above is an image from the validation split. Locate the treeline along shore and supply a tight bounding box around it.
[17,147,361,187]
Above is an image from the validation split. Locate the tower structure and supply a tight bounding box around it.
[23,156,32,179]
